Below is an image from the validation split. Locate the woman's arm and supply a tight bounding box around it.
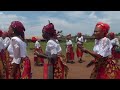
[78,44,102,59]
[35,51,57,64]
[11,39,21,79]
[35,51,48,59]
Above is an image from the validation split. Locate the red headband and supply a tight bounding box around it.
[10,21,25,33]
[96,22,110,36]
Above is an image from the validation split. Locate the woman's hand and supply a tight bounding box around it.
[34,51,39,55]
[78,45,88,53]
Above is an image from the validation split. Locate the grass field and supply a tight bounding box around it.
[27,41,94,55]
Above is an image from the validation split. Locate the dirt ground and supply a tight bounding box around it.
[30,52,120,79]
[29,51,96,79]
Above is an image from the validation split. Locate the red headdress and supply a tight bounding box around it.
[0,30,3,36]
[96,22,110,36]
[109,32,115,39]
[42,20,56,36]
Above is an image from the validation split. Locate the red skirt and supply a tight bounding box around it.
[90,58,120,79]
[21,57,31,79]
[0,50,8,79]
[112,46,120,59]
[34,48,44,64]
[66,46,74,61]
[43,55,69,79]
[76,46,83,58]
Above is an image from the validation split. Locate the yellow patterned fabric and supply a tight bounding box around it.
[54,55,69,79]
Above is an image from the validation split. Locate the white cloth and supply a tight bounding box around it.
[0,37,4,52]
[66,40,73,46]
[7,41,14,57]
[9,37,27,64]
[77,36,84,44]
[93,37,112,57]
[76,37,79,42]
[3,37,11,49]
[110,38,120,46]
[66,40,73,52]
[46,39,62,56]
[35,41,41,49]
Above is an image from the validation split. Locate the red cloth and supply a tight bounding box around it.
[96,22,110,36]
[0,30,3,36]
[10,21,25,32]
[90,58,120,79]
[32,37,37,43]
[21,57,31,79]
[42,22,56,34]
[34,48,44,64]
[77,32,81,36]
[109,32,115,39]
[43,56,66,79]
[10,21,25,40]
[111,46,120,59]
[66,45,74,61]
[76,46,83,58]
[2,31,8,37]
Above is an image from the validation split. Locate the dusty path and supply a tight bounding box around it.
[29,51,95,79]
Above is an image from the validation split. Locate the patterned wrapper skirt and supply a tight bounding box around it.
[2,50,11,79]
[43,55,69,79]
[21,57,32,79]
[90,57,120,79]
[112,46,120,59]
[7,57,21,79]
[2,50,20,79]
[0,51,5,79]
[34,48,44,65]
[66,45,74,61]
[76,45,83,58]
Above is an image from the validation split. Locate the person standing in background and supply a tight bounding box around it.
[66,34,75,64]
[34,40,44,66]
[76,32,85,63]
[108,32,120,64]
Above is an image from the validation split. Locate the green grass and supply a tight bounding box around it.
[27,41,94,55]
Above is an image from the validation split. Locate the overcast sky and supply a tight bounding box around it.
[0,11,120,38]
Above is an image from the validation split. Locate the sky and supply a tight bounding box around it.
[0,11,120,38]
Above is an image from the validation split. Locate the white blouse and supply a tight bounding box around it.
[35,41,41,49]
[0,37,4,52]
[3,37,11,49]
[66,40,73,46]
[77,36,84,44]
[9,36,27,64]
[7,42,14,58]
[110,38,120,46]
[46,39,62,56]
[93,37,112,57]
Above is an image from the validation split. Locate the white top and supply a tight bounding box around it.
[7,41,14,57]
[45,39,62,56]
[0,37,4,52]
[8,36,27,64]
[76,37,78,42]
[35,41,41,49]
[77,36,84,44]
[66,40,73,46]
[93,37,112,57]
[110,38,120,46]
[3,37,11,49]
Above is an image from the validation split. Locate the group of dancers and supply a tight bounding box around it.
[0,20,120,79]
